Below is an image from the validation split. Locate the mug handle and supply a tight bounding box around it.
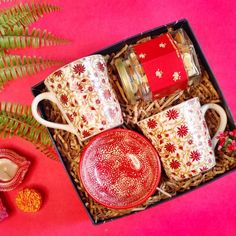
[31,92,78,135]
[201,103,227,149]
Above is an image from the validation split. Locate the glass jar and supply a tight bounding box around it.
[115,47,152,104]
[170,28,201,86]
[114,29,201,104]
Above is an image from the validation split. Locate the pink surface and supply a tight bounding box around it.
[0,0,235,235]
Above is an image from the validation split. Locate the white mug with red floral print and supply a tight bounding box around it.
[137,97,227,181]
[32,54,123,141]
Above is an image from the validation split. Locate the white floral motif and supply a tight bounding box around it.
[159,42,166,48]
[172,72,181,82]
[155,69,163,79]
[139,53,146,59]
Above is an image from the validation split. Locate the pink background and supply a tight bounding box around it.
[1,0,236,235]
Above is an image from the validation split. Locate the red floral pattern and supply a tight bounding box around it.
[88,86,93,92]
[208,139,212,147]
[77,83,84,92]
[97,62,105,72]
[73,64,85,75]
[166,109,179,120]
[81,115,87,123]
[170,160,180,169]
[190,150,201,161]
[66,113,74,122]
[44,55,123,141]
[103,89,111,100]
[54,70,63,77]
[109,108,116,118]
[188,139,193,145]
[186,161,191,166]
[164,143,176,153]
[147,119,157,129]
[200,167,208,171]
[228,140,236,151]
[177,125,188,137]
[138,98,216,181]
[60,94,68,104]
[82,130,91,138]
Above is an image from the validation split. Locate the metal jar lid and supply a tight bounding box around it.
[114,58,137,104]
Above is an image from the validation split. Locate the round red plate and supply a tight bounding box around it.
[79,128,161,209]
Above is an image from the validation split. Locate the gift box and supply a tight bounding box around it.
[32,19,236,224]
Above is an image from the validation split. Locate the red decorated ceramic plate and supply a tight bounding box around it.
[79,128,161,209]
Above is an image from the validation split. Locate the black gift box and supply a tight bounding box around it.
[32,19,236,224]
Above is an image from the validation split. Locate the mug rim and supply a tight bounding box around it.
[44,53,105,86]
[50,54,104,75]
[137,97,200,125]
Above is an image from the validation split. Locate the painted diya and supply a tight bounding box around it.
[79,129,161,209]
[0,149,30,191]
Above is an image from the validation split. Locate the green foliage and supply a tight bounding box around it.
[0,26,68,49]
[0,101,57,160]
[0,2,64,160]
[0,3,60,34]
[0,55,63,88]
[0,2,67,89]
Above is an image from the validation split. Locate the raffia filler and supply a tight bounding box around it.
[44,36,236,223]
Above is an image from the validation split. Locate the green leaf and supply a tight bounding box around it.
[0,101,57,160]
[0,26,68,49]
[0,3,60,34]
[0,55,63,88]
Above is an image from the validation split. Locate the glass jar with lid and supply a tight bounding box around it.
[114,29,201,104]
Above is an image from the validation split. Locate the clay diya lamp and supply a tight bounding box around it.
[79,128,163,209]
[0,149,30,192]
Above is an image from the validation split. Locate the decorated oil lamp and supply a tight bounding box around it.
[115,28,201,104]
[0,149,30,191]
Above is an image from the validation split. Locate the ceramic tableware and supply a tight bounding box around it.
[79,129,162,209]
[32,54,123,141]
[137,97,227,181]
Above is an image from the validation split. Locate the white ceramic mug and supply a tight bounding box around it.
[137,97,227,181]
[32,54,123,141]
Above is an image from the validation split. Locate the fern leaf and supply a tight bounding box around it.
[0,101,43,128]
[0,26,68,49]
[0,55,63,88]
[0,113,51,145]
[0,101,51,144]
[0,101,57,160]
[35,143,58,161]
[0,3,60,34]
